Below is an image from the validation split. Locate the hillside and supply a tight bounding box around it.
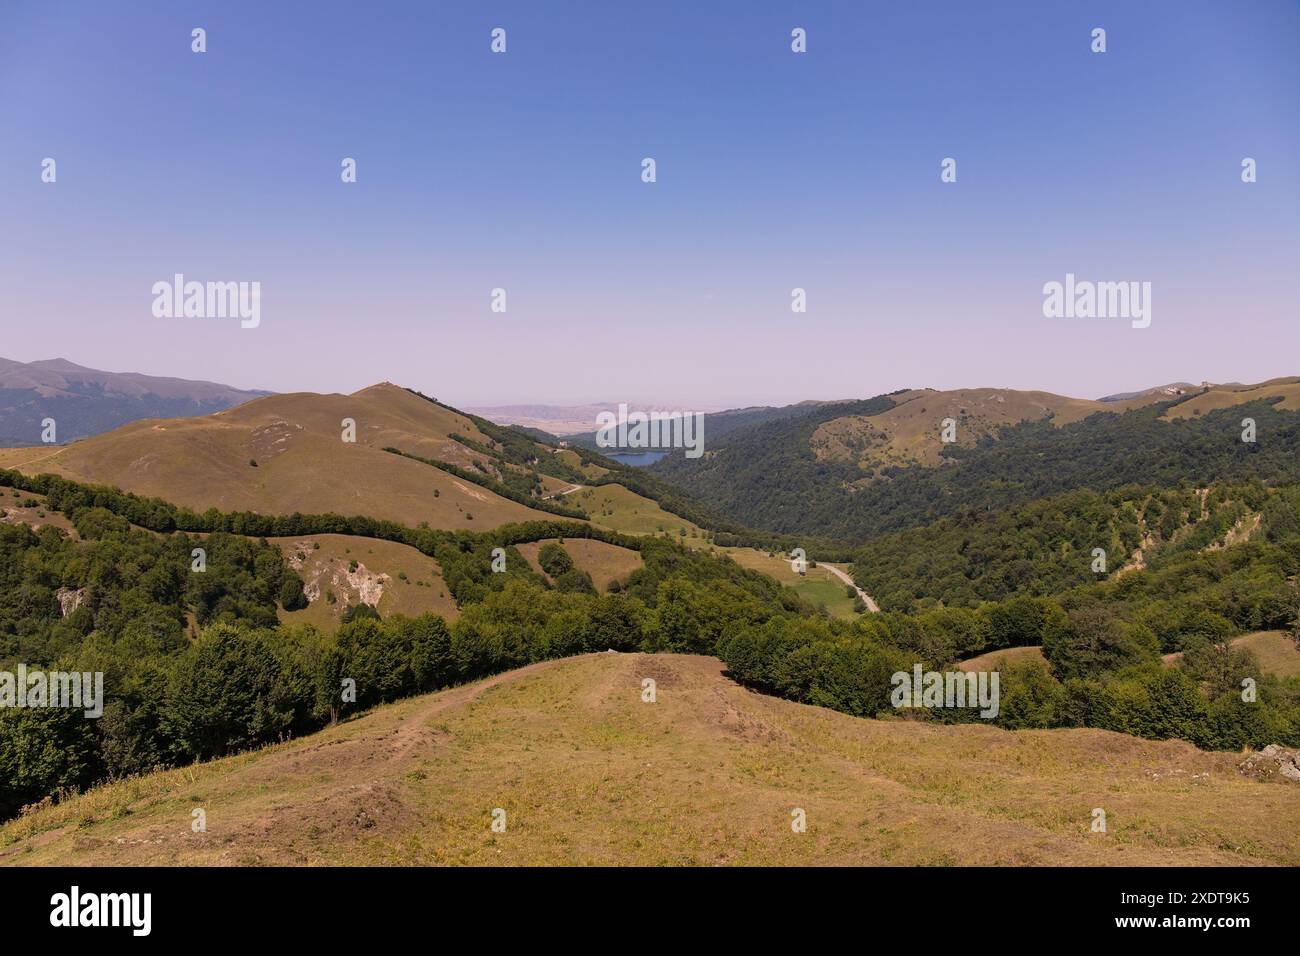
[0,383,736,540]
[809,386,1161,472]
[0,384,600,532]
[274,534,459,628]
[515,538,643,592]
[652,380,1300,540]
[4,653,1295,867]
[0,357,269,447]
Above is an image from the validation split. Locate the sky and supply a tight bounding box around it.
[2,0,1297,408]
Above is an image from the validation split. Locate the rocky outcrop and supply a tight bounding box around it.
[55,586,87,617]
[1238,744,1300,782]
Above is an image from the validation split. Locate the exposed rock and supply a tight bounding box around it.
[55,586,86,617]
[1238,745,1300,782]
[298,555,389,609]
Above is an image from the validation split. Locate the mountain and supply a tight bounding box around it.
[0,383,557,531]
[0,381,722,537]
[651,381,1300,540]
[0,357,269,447]
[5,652,1294,866]
[4,372,1299,849]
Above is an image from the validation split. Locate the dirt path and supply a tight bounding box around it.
[0,654,591,867]
[543,483,583,499]
[822,562,879,612]
[7,651,1298,867]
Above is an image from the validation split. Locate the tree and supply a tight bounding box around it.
[279,574,308,611]
[1043,606,1159,681]
[537,542,574,577]
[162,623,306,761]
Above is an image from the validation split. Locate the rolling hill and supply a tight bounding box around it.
[0,383,544,531]
[652,380,1300,540]
[4,652,1295,866]
[274,534,460,628]
[0,383,736,542]
[0,357,269,446]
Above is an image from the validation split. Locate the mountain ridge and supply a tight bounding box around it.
[0,356,270,447]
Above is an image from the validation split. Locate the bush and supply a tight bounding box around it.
[279,575,308,611]
[537,542,574,577]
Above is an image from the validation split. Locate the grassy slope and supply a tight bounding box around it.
[1231,631,1300,678]
[811,386,1161,472]
[957,646,1047,673]
[1159,631,1300,677]
[723,548,860,619]
[0,488,77,536]
[0,385,715,543]
[514,538,643,591]
[3,653,1295,866]
[1162,379,1300,420]
[0,384,546,531]
[273,534,458,629]
[814,381,1288,473]
[564,484,702,537]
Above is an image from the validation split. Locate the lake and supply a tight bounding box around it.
[605,450,668,467]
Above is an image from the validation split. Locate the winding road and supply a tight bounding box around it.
[822,563,880,613]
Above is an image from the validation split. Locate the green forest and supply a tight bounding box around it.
[3,456,1299,819]
[652,394,1300,539]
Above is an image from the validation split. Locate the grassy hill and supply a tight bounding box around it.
[960,634,1300,680]
[1162,378,1300,420]
[0,383,548,530]
[0,487,77,536]
[4,653,1296,866]
[1160,631,1300,678]
[0,382,742,545]
[560,483,703,537]
[515,538,643,592]
[813,381,1291,473]
[274,534,459,629]
[810,386,1157,472]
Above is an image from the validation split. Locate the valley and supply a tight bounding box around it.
[1,372,1298,868]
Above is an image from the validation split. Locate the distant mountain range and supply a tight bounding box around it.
[0,357,270,446]
[465,402,740,436]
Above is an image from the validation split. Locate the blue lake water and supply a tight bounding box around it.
[605,450,668,467]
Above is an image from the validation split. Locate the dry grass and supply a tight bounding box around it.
[0,384,549,531]
[963,633,1300,680]
[812,388,1123,471]
[807,382,1289,475]
[0,488,77,535]
[1222,631,1300,679]
[3,654,1295,867]
[514,538,643,591]
[273,533,458,629]
[957,646,1047,672]
[1232,631,1300,678]
[1162,379,1300,420]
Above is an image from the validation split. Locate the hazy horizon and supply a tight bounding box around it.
[0,350,1284,413]
[4,0,1298,407]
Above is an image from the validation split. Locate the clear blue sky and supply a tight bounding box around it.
[2,1,1297,406]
